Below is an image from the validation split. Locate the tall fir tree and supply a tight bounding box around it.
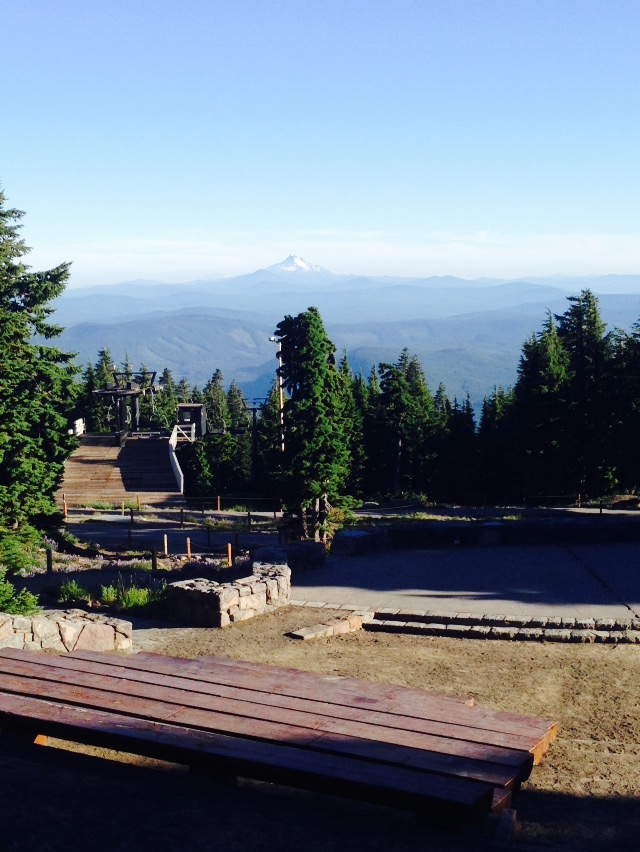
[555,290,615,496]
[275,307,350,539]
[0,189,77,525]
[511,314,571,497]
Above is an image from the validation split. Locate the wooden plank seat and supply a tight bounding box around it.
[0,649,557,826]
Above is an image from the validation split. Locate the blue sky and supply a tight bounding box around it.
[4,0,640,285]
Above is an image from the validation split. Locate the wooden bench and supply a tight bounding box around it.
[0,649,557,825]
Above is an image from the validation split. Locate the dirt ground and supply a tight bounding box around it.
[1,604,639,851]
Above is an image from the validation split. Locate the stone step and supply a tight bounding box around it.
[364,609,640,644]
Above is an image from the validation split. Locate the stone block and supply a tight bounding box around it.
[545,629,572,642]
[469,625,492,638]
[74,623,117,652]
[545,617,563,629]
[446,624,471,637]
[347,615,364,630]
[502,615,526,628]
[114,635,133,652]
[0,617,14,640]
[0,633,26,649]
[41,634,66,652]
[276,575,290,598]
[518,628,543,641]
[32,616,60,642]
[230,609,256,622]
[575,618,596,630]
[561,617,577,629]
[595,618,616,631]
[289,626,317,640]
[264,578,279,603]
[24,640,42,652]
[213,611,231,628]
[218,587,240,610]
[593,630,611,643]
[491,626,519,640]
[59,621,84,652]
[12,617,32,633]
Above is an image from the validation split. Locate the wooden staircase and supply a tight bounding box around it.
[56,434,185,508]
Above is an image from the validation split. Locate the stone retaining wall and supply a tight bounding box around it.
[165,561,291,627]
[0,610,133,653]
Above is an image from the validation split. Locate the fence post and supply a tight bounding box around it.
[152,548,158,572]
[186,537,191,560]
[217,495,221,512]
[227,542,232,567]
[46,549,53,575]
[163,534,168,557]
[180,507,184,528]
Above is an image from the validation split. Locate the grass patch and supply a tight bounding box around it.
[100,575,166,610]
[58,579,92,604]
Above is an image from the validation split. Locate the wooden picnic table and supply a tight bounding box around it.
[0,649,557,825]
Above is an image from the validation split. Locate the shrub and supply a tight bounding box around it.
[0,527,42,575]
[58,579,92,604]
[0,564,40,615]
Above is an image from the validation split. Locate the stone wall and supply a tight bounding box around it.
[0,610,133,653]
[165,561,291,627]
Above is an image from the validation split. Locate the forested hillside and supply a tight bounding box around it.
[79,292,640,536]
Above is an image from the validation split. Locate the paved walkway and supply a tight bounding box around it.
[65,513,640,620]
[291,543,640,620]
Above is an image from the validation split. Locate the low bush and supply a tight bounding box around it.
[0,564,40,615]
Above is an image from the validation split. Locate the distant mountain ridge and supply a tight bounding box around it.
[53,258,640,410]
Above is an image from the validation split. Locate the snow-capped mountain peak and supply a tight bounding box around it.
[266,255,324,274]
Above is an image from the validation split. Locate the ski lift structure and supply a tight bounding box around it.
[92,370,157,444]
[175,403,207,438]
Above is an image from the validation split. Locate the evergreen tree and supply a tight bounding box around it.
[156,367,178,430]
[555,290,615,496]
[440,396,478,503]
[0,189,77,525]
[177,377,192,403]
[203,369,230,432]
[82,347,116,432]
[429,382,453,499]
[478,387,516,502]
[511,315,571,497]
[254,381,284,496]
[375,350,433,495]
[275,307,350,539]
[226,381,252,489]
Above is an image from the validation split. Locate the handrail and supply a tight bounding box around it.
[174,423,196,442]
[168,426,185,493]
